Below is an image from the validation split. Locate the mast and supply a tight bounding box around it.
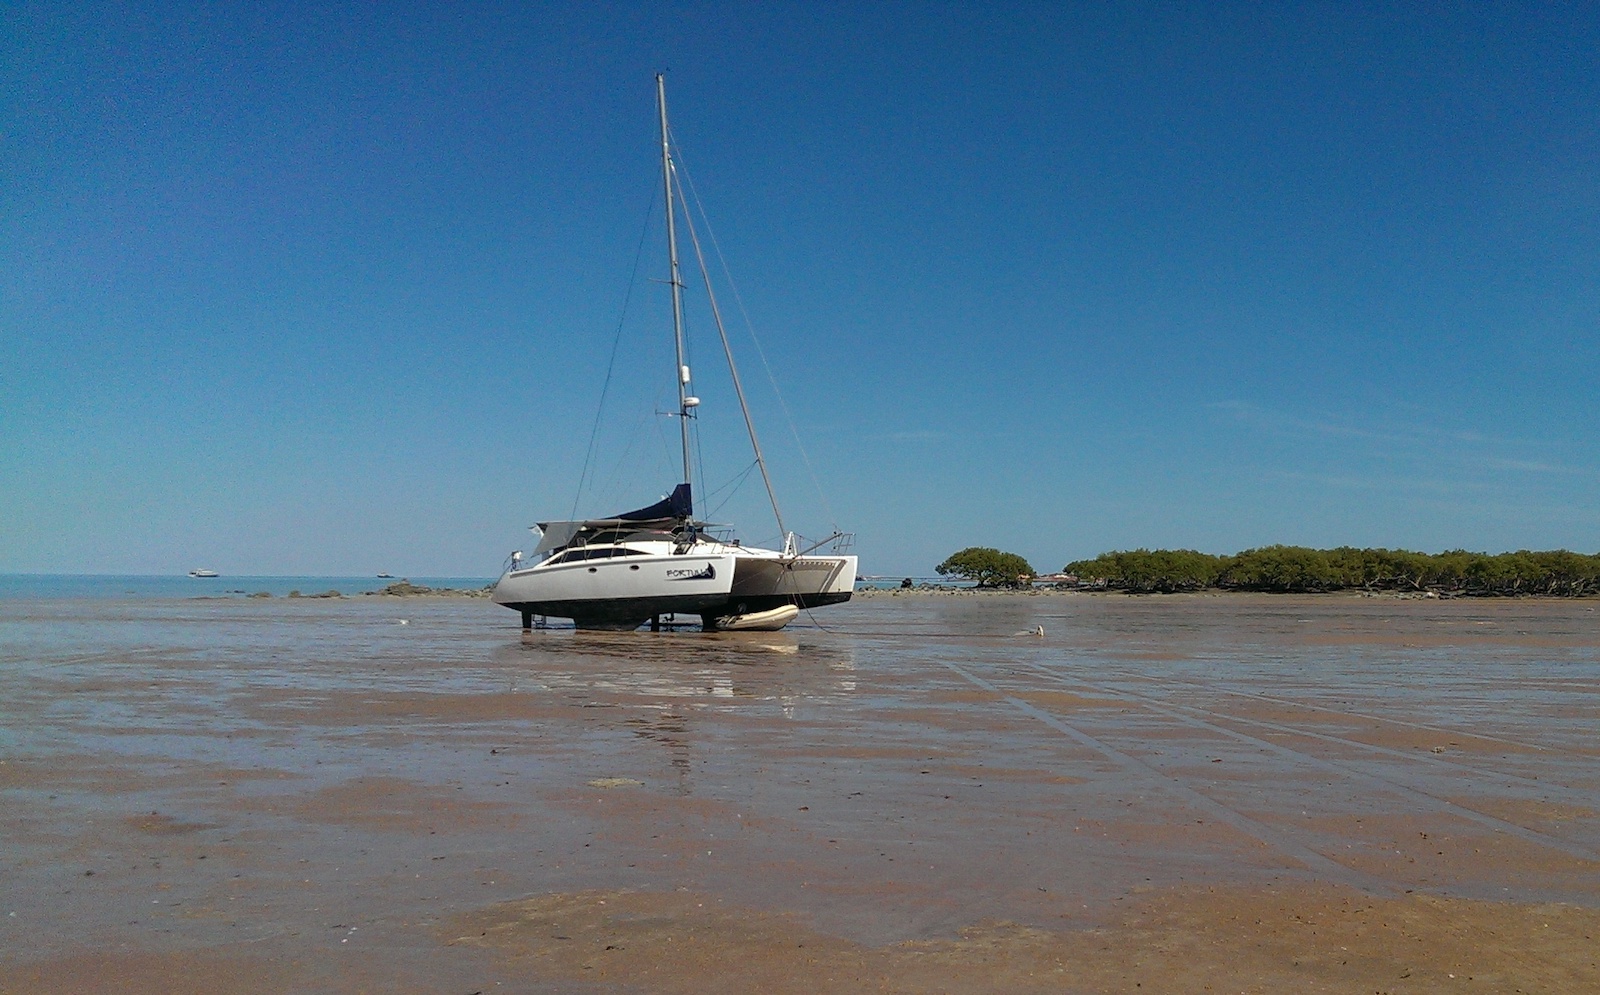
[671,177,789,541]
[657,74,694,502]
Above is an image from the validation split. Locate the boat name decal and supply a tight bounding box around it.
[666,565,716,581]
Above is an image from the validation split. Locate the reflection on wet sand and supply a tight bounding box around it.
[517,627,856,698]
[505,628,859,795]
[517,626,844,669]
[0,592,1597,993]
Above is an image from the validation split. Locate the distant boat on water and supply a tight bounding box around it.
[377,573,394,578]
[188,569,219,578]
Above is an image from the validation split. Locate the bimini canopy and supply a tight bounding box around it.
[531,484,694,556]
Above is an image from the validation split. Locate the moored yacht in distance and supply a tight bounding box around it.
[490,76,856,632]
[188,569,219,578]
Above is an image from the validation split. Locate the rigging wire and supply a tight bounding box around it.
[672,139,840,533]
[571,192,657,521]
[701,460,761,521]
[590,402,656,514]
[668,147,788,538]
[594,369,684,514]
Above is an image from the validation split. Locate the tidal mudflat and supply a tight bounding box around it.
[2,592,1597,993]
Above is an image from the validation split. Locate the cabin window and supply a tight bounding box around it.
[546,547,646,565]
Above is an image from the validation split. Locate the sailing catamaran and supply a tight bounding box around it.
[491,76,857,632]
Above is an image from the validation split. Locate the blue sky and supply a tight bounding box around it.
[3,1,1596,577]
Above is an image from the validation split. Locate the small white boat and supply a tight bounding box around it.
[188,569,219,578]
[708,604,801,632]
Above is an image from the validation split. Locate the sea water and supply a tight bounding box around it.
[0,574,493,600]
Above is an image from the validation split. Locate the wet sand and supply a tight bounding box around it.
[1,592,1597,993]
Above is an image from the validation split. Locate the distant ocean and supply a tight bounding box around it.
[0,574,494,600]
[856,577,977,590]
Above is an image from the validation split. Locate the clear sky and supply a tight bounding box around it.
[3,1,1596,578]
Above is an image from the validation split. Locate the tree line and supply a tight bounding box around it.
[1063,546,1600,596]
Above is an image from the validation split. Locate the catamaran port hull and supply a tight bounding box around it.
[492,553,735,630]
[500,594,736,630]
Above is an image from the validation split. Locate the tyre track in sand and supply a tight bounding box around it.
[1011,657,1600,865]
[932,657,1395,893]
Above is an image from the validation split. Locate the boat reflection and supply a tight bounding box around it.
[511,627,856,684]
[500,625,859,707]
[498,627,859,795]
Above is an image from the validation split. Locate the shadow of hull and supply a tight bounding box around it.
[499,590,853,631]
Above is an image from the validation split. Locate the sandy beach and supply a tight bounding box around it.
[2,591,1597,993]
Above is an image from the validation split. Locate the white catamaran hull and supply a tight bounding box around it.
[697,551,856,629]
[720,553,856,610]
[493,553,735,630]
[492,549,856,631]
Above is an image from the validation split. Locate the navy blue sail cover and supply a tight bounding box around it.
[613,483,693,521]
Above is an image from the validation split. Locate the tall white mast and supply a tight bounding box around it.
[657,74,693,496]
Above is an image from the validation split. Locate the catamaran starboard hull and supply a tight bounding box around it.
[722,554,857,611]
[697,554,857,627]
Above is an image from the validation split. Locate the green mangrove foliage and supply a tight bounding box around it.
[1065,546,1600,596]
[1059,549,1225,593]
[937,547,1036,588]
